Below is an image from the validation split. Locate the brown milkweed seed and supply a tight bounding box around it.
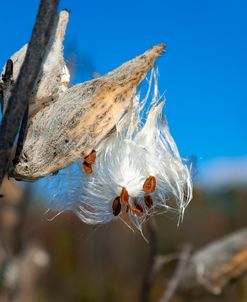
[120,187,129,206]
[82,161,93,174]
[112,197,121,216]
[144,194,153,208]
[131,201,144,216]
[84,150,96,165]
[143,176,156,194]
[132,207,143,216]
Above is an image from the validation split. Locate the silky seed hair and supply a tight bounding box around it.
[37,68,192,233]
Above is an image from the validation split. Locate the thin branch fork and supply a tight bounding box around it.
[159,244,192,302]
[178,228,247,295]
[141,228,247,302]
[0,0,59,186]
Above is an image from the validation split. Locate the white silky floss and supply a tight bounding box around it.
[44,69,192,233]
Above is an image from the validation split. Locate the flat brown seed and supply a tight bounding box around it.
[82,161,93,174]
[120,187,129,206]
[112,197,121,216]
[143,176,156,194]
[84,150,96,165]
[131,201,144,216]
[131,206,143,217]
[144,194,153,208]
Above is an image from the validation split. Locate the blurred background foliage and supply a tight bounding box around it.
[0,179,246,302]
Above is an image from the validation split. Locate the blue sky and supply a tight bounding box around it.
[0,0,246,170]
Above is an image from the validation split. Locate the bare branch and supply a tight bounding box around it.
[1,60,14,114]
[0,0,59,186]
[159,244,192,302]
[179,228,247,295]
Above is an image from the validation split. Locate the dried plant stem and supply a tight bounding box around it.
[159,244,192,302]
[0,0,59,186]
[140,219,158,302]
[0,179,49,302]
[178,228,247,295]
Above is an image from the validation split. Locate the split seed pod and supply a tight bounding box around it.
[10,42,165,181]
[35,68,193,232]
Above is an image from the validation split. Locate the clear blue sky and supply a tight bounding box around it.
[0,0,246,164]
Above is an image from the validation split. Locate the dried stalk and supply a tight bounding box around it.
[0,178,49,302]
[179,228,247,295]
[0,0,59,186]
[159,245,191,302]
[140,228,247,301]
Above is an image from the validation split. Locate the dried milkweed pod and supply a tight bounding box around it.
[1,10,70,116]
[0,8,192,235]
[40,69,192,233]
[9,42,165,181]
